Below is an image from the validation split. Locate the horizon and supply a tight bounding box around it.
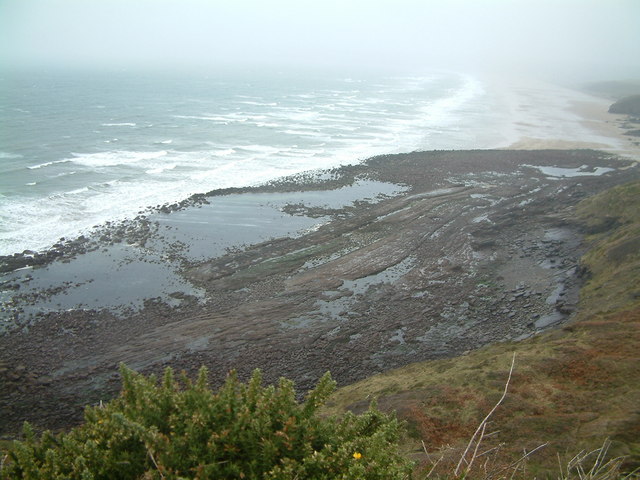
[1,0,640,82]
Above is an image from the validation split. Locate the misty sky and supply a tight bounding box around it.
[1,0,639,78]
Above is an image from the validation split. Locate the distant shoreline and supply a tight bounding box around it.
[504,96,640,158]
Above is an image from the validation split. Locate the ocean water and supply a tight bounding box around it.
[0,67,609,256]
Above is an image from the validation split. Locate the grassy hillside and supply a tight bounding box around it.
[324,180,640,478]
[609,95,640,117]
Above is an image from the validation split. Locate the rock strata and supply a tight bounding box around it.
[1,149,638,437]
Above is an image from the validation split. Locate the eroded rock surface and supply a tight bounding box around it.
[1,150,638,436]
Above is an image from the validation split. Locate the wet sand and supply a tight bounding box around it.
[2,147,639,437]
[506,91,640,159]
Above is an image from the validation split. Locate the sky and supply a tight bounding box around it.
[1,0,639,79]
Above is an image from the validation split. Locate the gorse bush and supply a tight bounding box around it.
[2,365,412,479]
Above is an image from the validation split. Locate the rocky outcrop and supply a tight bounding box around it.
[1,149,638,437]
[609,95,640,116]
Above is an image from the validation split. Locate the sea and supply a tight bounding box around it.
[0,67,609,256]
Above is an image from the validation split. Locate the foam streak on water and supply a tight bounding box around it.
[0,68,606,255]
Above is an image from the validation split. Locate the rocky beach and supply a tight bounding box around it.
[3,2,640,475]
[2,142,639,437]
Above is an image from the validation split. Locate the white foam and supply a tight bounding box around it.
[1,167,248,255]
[282,129,326,137]
[526,165,616,178]
[0,152,23,159]
[28,159,72,169]
[254,121,281,128]
[70,150,168,168]
[1,72,482,255]
[236,145,282,155]
[212,148,236,157]
[64,187,90,195]
[288,93,318,99]
[420,75,485,125]
[146,164,177,175]
[238,101,278,106]
[173,114,230,123]
[280,110,320,122]
[45,171,77,180]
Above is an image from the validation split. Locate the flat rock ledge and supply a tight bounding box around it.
[1,149,638,437]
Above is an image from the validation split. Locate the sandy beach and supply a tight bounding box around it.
[1,85,640,438]
[500,79,640,159]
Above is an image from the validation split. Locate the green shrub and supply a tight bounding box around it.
[2,365,412,479]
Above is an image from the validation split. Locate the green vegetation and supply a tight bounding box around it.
[1,366,411,479]
[577,180,640,316]
[608,95,640,117]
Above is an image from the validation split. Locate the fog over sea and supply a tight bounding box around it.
[0,68,608,256]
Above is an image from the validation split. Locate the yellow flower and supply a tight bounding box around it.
[353,451,362,460]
